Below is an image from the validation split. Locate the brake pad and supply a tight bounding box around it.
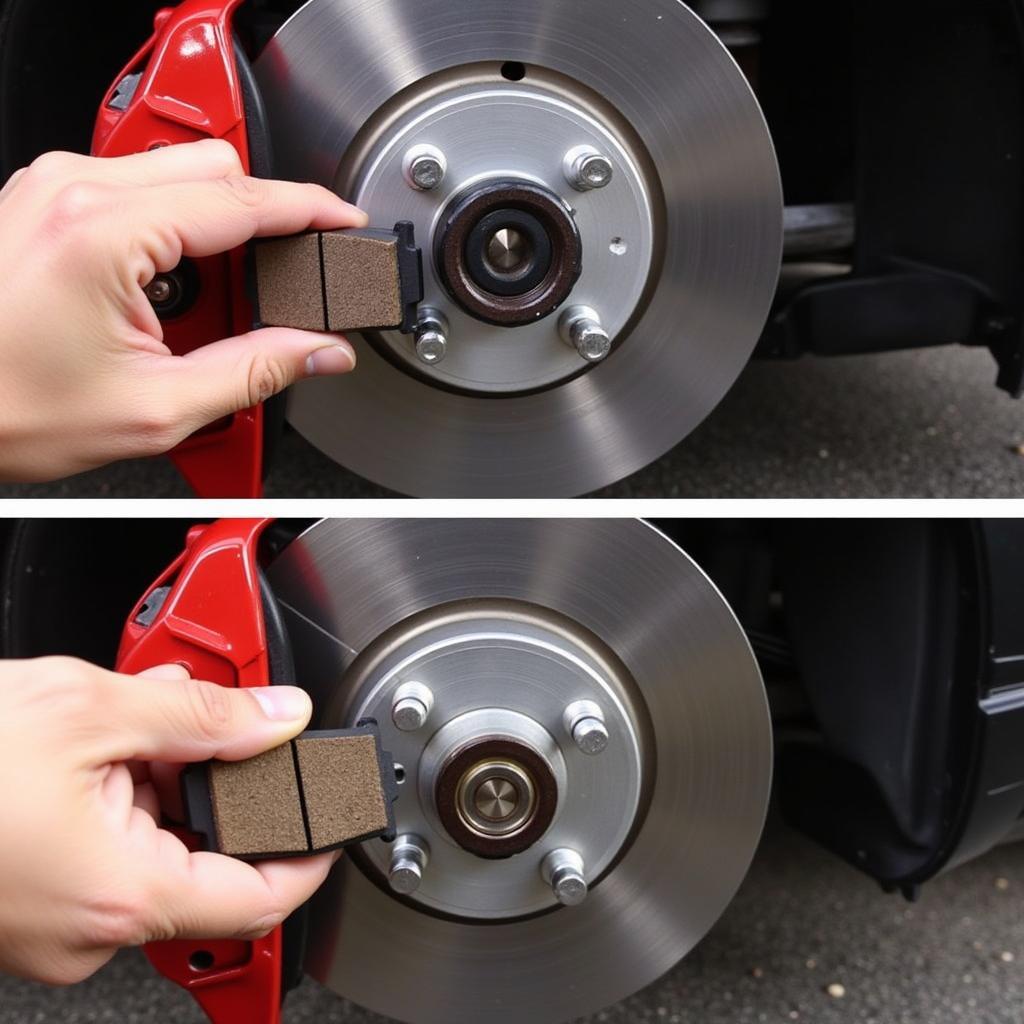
[182,721,398,861]
[253,221,423,334]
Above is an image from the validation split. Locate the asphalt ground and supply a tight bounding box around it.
[1,814,1020,1023]
[1,344,1022,499]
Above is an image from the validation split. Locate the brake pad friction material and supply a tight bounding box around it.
[321,233,402,332]
[209,741,308,857]
[254,233,326,332]
[295,734,390,849]
[253,221,423,334]
[183,722,398,861]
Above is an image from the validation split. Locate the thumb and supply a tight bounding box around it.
[167,327,356,433]
[96,669,313,765]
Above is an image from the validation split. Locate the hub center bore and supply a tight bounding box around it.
[437,736,559,859]
[459,759,536,836]
[437,179,582,327]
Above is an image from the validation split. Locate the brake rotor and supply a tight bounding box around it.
[265,520,772,1023]
[254,0,782,496]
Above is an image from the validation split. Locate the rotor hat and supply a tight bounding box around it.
[437,180,582,327]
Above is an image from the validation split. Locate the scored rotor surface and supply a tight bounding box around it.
[254,0,782,496]
[266,520,772,1023]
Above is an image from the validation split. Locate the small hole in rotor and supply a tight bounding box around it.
[395,764,407,785]
[501,61,526,82]
[189,950,216,972]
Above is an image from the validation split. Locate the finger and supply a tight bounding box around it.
[164,328,355,429]
[25,141,244,193]
[99,763,138,828]
[130,176,367,267]
[93,670,312,764]
[132,781,161,823]
[0,167,27,203]
[156,848,339,941]
[97,139,245,187]
[136,664,192,682]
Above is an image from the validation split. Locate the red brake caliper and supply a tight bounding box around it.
[116,518,283,1024]
[93,1,264,498]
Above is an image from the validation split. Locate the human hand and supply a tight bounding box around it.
[0,141,366,482]
[0,657,337,985]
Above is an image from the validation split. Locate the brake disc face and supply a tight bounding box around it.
[254,0,782,496]
[266,520,772,1023]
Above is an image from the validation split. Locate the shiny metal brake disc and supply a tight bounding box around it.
[266,520,772,1023]
[254,0,782,496]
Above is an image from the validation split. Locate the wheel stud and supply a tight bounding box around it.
[414,309,449,366]
[392,681,435,731]
[563,145,614,191]
[389,835,429,894]
[542,848,588,906]
[559,306,612,363]
[404,144,447,191]
[563,699,609,755]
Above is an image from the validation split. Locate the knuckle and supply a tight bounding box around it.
[245,353,291,406]
[27,150,79,183]
[82,887,150,949]
[50,182,106,224]
[27,657,102,718]
[183,679,234,741]
[199,138,245,177]
[130,405,183,456]
[221,174,264,210]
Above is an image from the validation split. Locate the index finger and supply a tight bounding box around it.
[93,139,246,187]
[131,176,369,264]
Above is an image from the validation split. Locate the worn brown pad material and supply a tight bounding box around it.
[320,233,402,331]
[295,734,390,849]
[184,725,397,861]
[253,233,325,332]
[209,741,308,858]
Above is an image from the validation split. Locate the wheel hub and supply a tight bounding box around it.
[336,70,655,392]
[342,603,645,917]
[436,177,583,329]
